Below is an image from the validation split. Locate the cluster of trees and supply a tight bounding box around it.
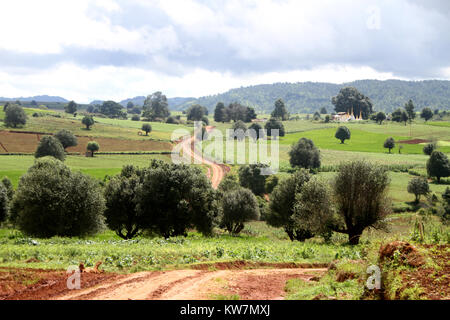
[332,87,373,119]
[266,161,390,244]
[213,102,257,123]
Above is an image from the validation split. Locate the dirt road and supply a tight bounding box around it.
[178,126,229,189]
[54,267,326,300]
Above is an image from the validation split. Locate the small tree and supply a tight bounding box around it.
[1,176,14,201]
[220,187,259,235]
[420,108,433,122]
[407,176,430,203]
[238,164,268,196]
[82,115,94,130]
[230,120,247,140]
[384,137,395,153]
[320,107,327,114]
[0,183,8,224]
[264,118,285,137]
[331,161,390,245]
[335,126,351,144]
[104,166,146,239]
[266,169,314,241]
[142,123,152,136]
[131,114,140,121]
[427,151,450,183]
[423,143,436,156]
[265,175,279,194]
[35,136,66,161]
[376,112,386,124]
[10,157,105,237]
[4,105,27,128]
[271,99,289,120]
[218,174,240,195]
[288,138,321,170]
[65,100,78,114]
[87,141,100,156]
[248,122,264,140]
[54,129,78,150]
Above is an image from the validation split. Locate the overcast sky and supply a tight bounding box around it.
[0,0,449,103]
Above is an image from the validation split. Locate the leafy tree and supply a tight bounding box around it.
[54,129,78,150]
[10,157,105,237]
[82,115,94,129]
[0,183,7,224]
[104,166,146,239]
[126,101,135,109]
[265,175,279,194]
[335,126,351,144]
[1,177,14,201]
[391,108,408,125]
[86,105,95,113]
[217,174,240,195]
[271,99,289,120]
[202,116,209,126]
[65,100,78,114]
[100,100,125,118]
[238,164,268,196]
[423,143,436,156]
[220,187,259,235]
[142,123,152,136]
[4,105,27,128]
[376,111,386,124]
[320,107,327,114]
[404,99,416,123]
[288,138,321,170]
[136,163,218,238]
[427,151,450,183]
[3,102,10,111]
[214,102,227,122]
[264,118,285,137]
[331,161,390,244]
[266,169,314,241]
[87,141,100,156]
[292,177,333,237]
[245,107,257,122]
[229,120,247,140]
[142,92,170,120]
[332,87,373,119]
[131,115,140,121]
[383,137,395,153]
[129,107,141,114]
[248,122,264,140]
[407,176,430,203]
[420,107,433,122]
[187,104,207,121]
[35,136,66,161]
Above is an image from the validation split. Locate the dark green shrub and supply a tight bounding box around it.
[288,137,321,170]
[238,164,268,196]
[35,136,66,161]
[55,129,78,150]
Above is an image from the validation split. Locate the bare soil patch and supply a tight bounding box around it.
[397,139,430,144]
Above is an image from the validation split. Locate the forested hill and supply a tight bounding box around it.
[175,80,450,114]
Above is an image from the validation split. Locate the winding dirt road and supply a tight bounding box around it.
[178,126,229,189]
[54,267,326,300]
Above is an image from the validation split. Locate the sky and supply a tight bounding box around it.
[0,0,449,103]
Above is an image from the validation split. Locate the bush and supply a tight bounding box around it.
[87,141,100,156]
[288,137,321,170]
[335,126,350,143]
[220,187,259,235]
[266,169,315,241]
[238,164,268,196]
[54,129,78,150]
[265,118,285,137]
[384,137,395,153]
[265,175,279,194]
[166,116,178,124]
[407,176,430,203]
[331,161,390,244]
[230,120,247,140]
[4,105,27,128]
[136,162,218,238]
[248,122,264,140]
[35,136,66,161]
[104,166,146,239]
[217,174,240,195]
[427,151,450,183]
[423,143,436,156]
[10,157,105,237]
[131,115,140,121]
[82,115,94,129]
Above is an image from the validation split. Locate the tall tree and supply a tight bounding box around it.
[214,102,226,122]
[65,101,78,114]
[331,87,373,119]
[142,92,170,120]
[186,104,206,121]
[271,99,289,120]
[420,107,433,122]
[404,99,416,123]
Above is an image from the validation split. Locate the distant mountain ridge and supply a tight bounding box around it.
[0,95,68,103]
[176,79,450,114]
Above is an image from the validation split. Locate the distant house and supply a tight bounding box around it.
[333,108,363,122]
